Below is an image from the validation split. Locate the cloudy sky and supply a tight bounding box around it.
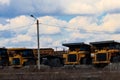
[0,0,120,50]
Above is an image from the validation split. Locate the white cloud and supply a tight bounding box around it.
[100,14,120,32]
[97,0,120,12]
[0,39,9,47]
[1,0,120,49]
[38,16,67,34]
[0,24,7,30]
[8,15,33,28]
[62,0,98,14]
[63,13,120,45]
[1,0,120,17]
[68,13,120,33]
[0,15,67,48]
[0,14,120,49]
[35,0,61,13]
[62,0,120,14]
[0,0,10,5]
[40,25,60,34]
[67,16,98,33]
[39,16,67,27]
[11,35,32,43]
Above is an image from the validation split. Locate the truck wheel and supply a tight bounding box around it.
[24,60,36,66]
[49,58,61,67]
[80,58,87,64]
[93,63,108,68]
[112,56,120,63]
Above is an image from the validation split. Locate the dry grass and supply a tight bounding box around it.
[0,64,120,80]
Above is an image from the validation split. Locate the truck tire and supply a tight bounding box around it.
[49,58,61,67]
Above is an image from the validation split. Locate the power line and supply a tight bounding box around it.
[38,23,117,34]
[0,21,35,32]
[0,19,119,34]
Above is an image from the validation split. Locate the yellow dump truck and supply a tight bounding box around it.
[33,48,64,67]
[63,42,92,65]
[8,48,37,68]
[90,40,120,67]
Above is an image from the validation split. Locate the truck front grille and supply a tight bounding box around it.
[68,54,77,62]
[12,58,20,65]
[96,53,107,61]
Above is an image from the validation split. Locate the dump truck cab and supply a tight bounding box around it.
[8,48,37,68]
[0,48,9,66]
[90,40,120,67]
[63,42,92,65]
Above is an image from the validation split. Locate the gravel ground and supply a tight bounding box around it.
[0,64,120,80]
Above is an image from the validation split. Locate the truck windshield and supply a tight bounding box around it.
[12,58,20,65]
[0,49,7,56]
[21,50,34,57]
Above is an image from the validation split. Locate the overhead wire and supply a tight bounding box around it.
[0,21,118,35]
[0,19,36,32]
[26,2,118,34]
[0,18,119,35]
[38,22,113,34]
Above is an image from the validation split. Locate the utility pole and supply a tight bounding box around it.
[31,15,40,70]
[55,47,58,54]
